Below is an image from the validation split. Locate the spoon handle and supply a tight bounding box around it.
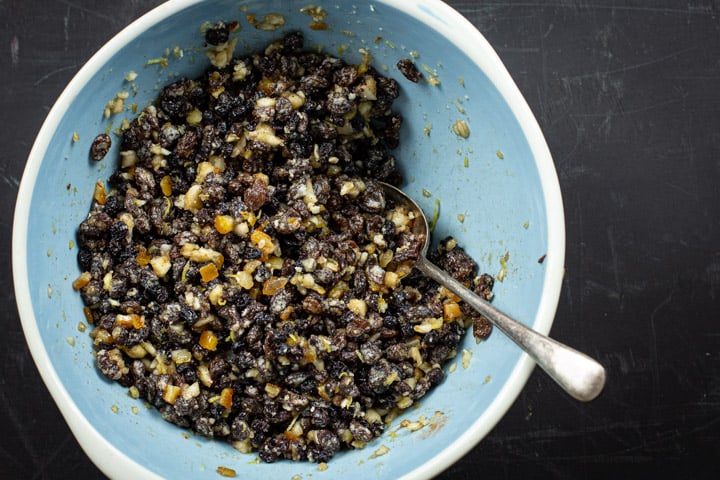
[416,257,606,402]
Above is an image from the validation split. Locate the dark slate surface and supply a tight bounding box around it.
[2,1,718,478]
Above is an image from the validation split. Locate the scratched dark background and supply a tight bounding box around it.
[2,0,719,478]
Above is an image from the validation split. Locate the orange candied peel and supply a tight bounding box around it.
[72,272,92,290]
[262,276,288,296]
[250,228,275,260]
[443,302,462,321]
[199,330,218,351]
[115,313,145,329]
[199,262,219,283]
[160,175,173,196]
[93,180,107,205]
[219,387,233,409]
[135,246,150,266]
[83,306,94,324]
[216,466,237,478]
[162,384,181,404]
[214,214,235,234]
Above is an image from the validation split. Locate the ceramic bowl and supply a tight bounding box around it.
[13,0,564,478]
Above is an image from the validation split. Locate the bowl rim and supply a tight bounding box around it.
[12,0,565,478]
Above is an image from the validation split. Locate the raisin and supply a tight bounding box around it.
[205,22,229,46]
[473,316,493,341]
[397,58,423,83]
[282,31,304,52]
[90,133,111,161]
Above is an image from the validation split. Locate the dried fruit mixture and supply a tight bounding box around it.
[74,26,493,463]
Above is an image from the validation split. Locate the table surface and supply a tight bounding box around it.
[2,1,719,478]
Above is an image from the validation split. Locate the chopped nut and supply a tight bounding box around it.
[254,13,285,31]
[232,61,250,81]
[186,108,203,126]
[182,381,200,399]
[197,363,213,387]
[146,57,168,67]
[378,249,394,268]
[229,270,254,290]
[384,271,400,288]
[369,444,390,459]
[180,243,224,266]
[171,349,192,365]
[340,179,366,198]
[413,317,443,334]
[179,184,203,212]
[347,298,368,317]
[149,256,172,278]
[397,396,413,409]
[124,344,147,359]
[282,90,306,109]
[207,284,224,305]
[206,37,238,68]
[452,119,470,138]
[497,251,509,282]
[265,382,282,398]
[247,122,284,147]
[356,75,377,100]
[461,348,472,369]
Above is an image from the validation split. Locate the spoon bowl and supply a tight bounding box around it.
[381,182,606,402]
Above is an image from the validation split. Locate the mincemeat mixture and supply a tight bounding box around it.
[74,26,493,463]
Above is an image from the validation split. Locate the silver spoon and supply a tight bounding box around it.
[381,182,606,402]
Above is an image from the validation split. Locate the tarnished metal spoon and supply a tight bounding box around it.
[381,182,606,402]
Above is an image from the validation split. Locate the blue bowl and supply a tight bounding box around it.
[13,0,564,478]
